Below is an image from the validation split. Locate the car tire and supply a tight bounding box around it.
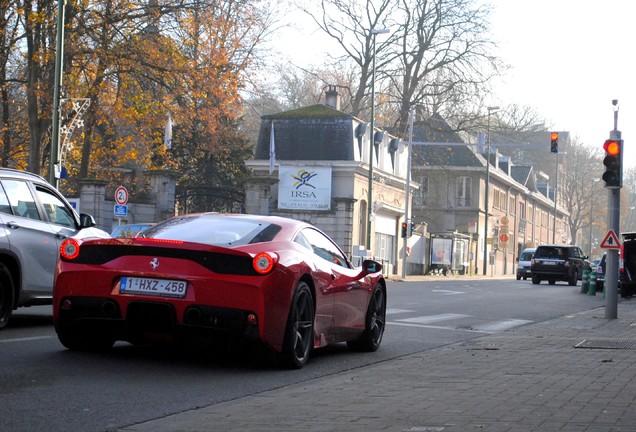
[569,269,578,286]
[279,282,314,369]
[532,275,541,284]
[548,280,556,285]
[0,264,15,329]
[348,282,386,352]
[516,274,521,280]
[57,327,115,351]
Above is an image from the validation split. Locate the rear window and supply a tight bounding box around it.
[534,247,567,259]
[140,215,282,246]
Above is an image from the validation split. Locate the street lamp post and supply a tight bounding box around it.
[366,27,389,252]
[49,0,67,188]
[589,178,600,255]
[401,107,415,279]
[552,151,567,243]
[482,106,499,275]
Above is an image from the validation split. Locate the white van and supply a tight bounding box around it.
[516,248,536,280]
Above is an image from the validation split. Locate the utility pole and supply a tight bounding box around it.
[49,0,67,187]
[604,100,622,319]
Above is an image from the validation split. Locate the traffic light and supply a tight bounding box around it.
[602,138,623,188]
[550,132,558,153]
[401,221,413,238]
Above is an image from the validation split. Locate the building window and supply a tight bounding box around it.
[493,187,500,209]
[413,176,428,206]
[456,176,471,207]
[509,195,516,216]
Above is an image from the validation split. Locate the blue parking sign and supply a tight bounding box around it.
[114,204,128,217]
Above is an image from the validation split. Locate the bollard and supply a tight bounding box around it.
[588,272,596,296]
[581,269,590,293]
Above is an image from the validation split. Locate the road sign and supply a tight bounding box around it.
[114,204,128,217]
[600,230,620,249]
[499,233,509,244]
[115,186,129,205]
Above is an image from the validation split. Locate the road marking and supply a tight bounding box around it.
[0,336,54,343]
[397,314,471,324]
[386,308,415,315]
[431,289,464,295]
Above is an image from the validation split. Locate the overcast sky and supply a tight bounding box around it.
[274,0,635,169]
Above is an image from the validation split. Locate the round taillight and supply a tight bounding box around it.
[60,238,80,260]
[252,252,277,275]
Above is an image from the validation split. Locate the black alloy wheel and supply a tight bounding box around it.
[348,283,386,352]
[280,282,314,369]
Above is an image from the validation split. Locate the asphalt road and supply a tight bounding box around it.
[1,277,606,432]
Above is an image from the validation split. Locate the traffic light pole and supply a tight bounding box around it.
[605,105,621,319]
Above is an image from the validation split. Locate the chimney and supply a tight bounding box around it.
[325,85,340,110]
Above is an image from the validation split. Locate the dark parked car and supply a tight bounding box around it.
[530,244,590,286]
[0,168,108,328]
[594,254,606,291]
[621,232,636,297]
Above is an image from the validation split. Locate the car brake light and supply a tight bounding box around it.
[136,238,184,245]
[252,252,277,275]
[60,238,80,260]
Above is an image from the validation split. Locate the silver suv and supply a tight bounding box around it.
[0,169,108,328]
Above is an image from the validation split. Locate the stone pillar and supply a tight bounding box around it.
[244,177,279,215]
[79,179,108,231]
[145,170,177,221]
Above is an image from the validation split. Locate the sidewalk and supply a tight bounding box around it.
[121,299,636,432]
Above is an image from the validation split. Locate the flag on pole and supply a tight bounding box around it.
[269,121,276,175]
[164,114,173,149]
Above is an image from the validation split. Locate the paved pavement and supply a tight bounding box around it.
[120,297,636,432]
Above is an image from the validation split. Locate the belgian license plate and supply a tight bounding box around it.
[120,277,187,299]
[544,261,556,266]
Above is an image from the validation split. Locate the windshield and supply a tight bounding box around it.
[520,251,534,261]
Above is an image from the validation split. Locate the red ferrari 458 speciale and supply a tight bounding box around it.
[53,213,386,368]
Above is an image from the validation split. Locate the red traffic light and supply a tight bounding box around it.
[603,139,621,156]
[550,132,559,141]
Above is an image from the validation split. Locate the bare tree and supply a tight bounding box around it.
[559,141,604,247]
[298,0,503,137]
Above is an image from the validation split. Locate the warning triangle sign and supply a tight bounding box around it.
[600,230,621,249]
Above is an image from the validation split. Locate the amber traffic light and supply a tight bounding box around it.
[602,139,623,188]
[550,132,558,153]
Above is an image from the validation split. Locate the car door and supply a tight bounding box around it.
[0,179,61,296]
[300,228,369,335]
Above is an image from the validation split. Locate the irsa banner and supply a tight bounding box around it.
[278,166,332,211]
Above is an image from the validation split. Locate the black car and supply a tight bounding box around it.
[621,232,636,297]
[530,244,590,286]
[594,254,606,291]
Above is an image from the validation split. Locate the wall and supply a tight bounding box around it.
[75,170,176,234]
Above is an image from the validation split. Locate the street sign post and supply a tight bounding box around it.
[115,186,129,205]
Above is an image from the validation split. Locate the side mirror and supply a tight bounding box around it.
[361,259,382,275]
[79,213,96,229]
